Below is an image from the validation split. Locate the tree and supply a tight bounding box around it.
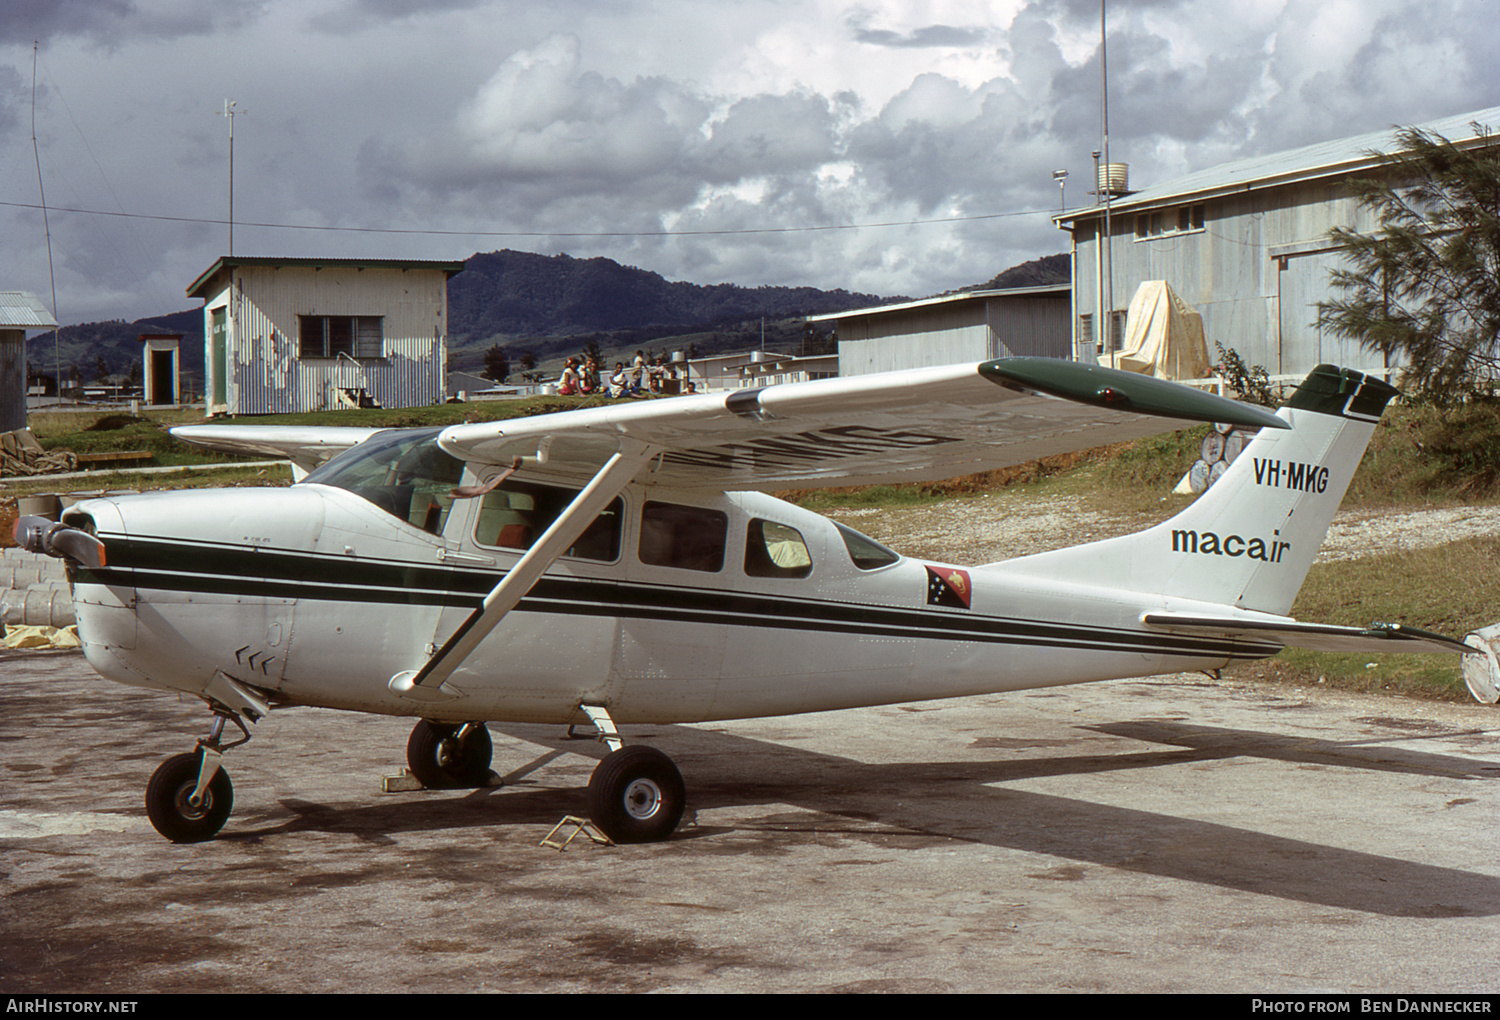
[802,322,836,356]
[1317,124,1500,401]
[483,344,510,383]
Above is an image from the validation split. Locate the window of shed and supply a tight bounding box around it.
[1134,204,1204,240]
[299,315,384,358]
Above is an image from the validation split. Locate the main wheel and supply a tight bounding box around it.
[145,751,234,843]
[587,745,685,844]
[406,720,493,788]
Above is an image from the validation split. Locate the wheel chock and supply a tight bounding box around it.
[381,769,424,793]
[382,768,504,793]
[541,815,612,850]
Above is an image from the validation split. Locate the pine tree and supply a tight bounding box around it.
[483,344,510,383]
[1317,124,1500,401]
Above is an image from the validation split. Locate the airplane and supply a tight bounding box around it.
[15,357,1500,844]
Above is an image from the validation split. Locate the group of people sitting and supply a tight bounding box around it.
[556,350,697,398]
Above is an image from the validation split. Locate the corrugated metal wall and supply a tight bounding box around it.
[1071,180,1384,377]
[203,265,447,415]
[838,294,1070,375]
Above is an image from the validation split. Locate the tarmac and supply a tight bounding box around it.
[1,647,1497,994]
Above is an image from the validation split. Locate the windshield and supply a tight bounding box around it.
[301,428,464,533]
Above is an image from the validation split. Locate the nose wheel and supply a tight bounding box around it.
[145,750,234,843]
[144,713,250,843]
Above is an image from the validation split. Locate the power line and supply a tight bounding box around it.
[0,198,1049,240]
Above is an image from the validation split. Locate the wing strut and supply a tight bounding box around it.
[390,437,657,703]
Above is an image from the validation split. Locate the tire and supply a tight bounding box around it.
[587,745,685,844]
[145,751,234,843]
[406,720,493,788]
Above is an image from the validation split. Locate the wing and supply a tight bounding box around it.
[170,424,385,479]
[437,358,1288,491]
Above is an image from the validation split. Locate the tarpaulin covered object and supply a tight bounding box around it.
[1103,281,1212,381]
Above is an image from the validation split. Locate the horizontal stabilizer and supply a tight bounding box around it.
[1142,611,1474,655]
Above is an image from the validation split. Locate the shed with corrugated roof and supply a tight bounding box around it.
[187,257,465,415]
[0,291,58,431]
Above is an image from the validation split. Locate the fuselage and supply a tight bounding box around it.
[62,446,1262,728]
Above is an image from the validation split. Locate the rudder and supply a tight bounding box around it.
[998,366,1400,616]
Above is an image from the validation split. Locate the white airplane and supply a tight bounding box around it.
[16,358,1500,844]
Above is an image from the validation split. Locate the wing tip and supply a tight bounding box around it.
[979,357,1290,431]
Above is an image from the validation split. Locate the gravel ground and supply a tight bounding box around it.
[824,494,1500,565]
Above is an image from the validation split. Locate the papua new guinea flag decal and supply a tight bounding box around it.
[925,565,972,609]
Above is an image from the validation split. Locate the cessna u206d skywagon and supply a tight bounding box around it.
[17,358,1500,843]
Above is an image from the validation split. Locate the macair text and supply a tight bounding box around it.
[1171,528,1291,562]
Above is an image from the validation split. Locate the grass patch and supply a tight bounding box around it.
[216,394,611,430]
[781,446,1130,511]
[1346,398,1500,505]
[6,396,620,493]
[1,463,293,497]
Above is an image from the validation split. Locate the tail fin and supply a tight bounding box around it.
[999,366,1399,616]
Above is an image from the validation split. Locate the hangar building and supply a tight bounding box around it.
[1056,106,1500,378]
[808,284,1071,377]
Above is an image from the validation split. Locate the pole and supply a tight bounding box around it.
[220,100,238,254]
[1100,0,1114,359]
[33,44,62,405]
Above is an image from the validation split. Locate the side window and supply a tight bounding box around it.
[472,479,622,562]
[835,522,901,570]
[639,501,727,572]
[745,519,812,579]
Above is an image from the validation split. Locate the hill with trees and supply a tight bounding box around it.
[973,253,1070,290]
[448,250,892,344]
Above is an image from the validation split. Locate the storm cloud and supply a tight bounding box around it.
[1,0,1496,324]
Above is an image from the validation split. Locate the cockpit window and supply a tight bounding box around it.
[301,428,463,534]
[745,519,812,579]
[835,522,901,570]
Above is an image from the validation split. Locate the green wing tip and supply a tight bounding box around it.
[979,358,1289,430]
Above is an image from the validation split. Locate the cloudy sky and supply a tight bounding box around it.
[1,0,1497,326]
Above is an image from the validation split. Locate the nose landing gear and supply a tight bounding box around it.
[145,712,250,843]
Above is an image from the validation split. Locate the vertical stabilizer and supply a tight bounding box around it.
[999,366,1400,616]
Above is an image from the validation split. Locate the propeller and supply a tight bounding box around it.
[14,516,107,569]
